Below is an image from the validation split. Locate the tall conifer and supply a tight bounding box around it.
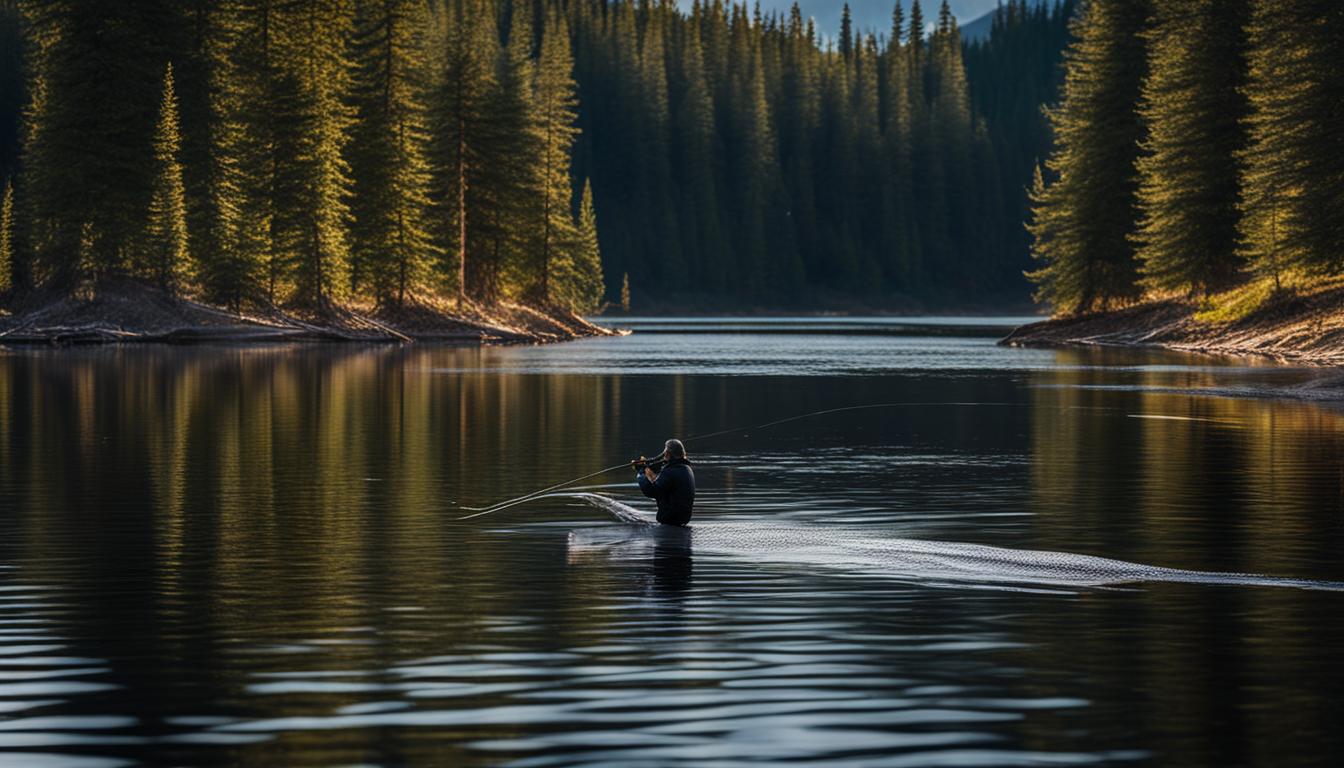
[728,32,775,293]
[142,63,190,292]
[1027,0,1151,314]
[273,0,356,307]
[903,0,929,275]
[531,15,580,304]
[1240,0,1344,281]
[0,180,12,293]
[560,178,603,314]
[428,0,498,302]
[963,1,1079,291]
[850,38,884,287]
[882,2,914,284]
[1,0,24,188]
[907,0,925,70]
[471,0,536,300]
[1134,0,1250,295]
[18,0,169,291]
[347,0,436,308]
[201,0,282,309]
[777,4,820,284]
[634,11,682,289]
[671,28,722,292]
[924,5,972,281]
[839,4,853,61]
[174,1,224,286]
[1,0,1092,312]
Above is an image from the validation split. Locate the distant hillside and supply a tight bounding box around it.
[680,1,1005,38]
[960,8,997,41]
[962,2,1056,41]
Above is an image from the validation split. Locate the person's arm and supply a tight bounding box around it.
[650,466,678,494]
[637,467,659,498]
[637,452,671,497]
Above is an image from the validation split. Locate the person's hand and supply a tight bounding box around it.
[644,467,657,482]
[631,455,645,471]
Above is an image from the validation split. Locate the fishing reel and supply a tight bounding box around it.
[631,455,666,472]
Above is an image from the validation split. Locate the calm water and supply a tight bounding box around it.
[2,321,1343,767]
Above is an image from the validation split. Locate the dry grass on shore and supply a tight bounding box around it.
[1002,275,1344,365]
[0,280,617,345]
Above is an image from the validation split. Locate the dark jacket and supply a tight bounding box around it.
[637,457,695,526]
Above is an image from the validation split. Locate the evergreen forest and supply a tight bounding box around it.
[1029,0,1344,316]
[0,0,1077,313]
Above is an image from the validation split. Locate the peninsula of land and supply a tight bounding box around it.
[0,282,614,345]
[1002,283,1344,365]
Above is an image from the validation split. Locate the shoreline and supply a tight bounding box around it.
[1000,289,1344,366]
[0,283,619,346]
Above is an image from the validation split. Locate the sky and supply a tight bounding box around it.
[677,1,1006,38]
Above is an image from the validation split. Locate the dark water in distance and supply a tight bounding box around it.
[2,322,1344,767]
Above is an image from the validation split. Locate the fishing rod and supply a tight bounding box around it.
[454,401,1009,522]
[454,462,637,521]
[453,452,670,520]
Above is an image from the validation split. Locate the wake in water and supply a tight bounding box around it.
[568,492,656,525]
[557,494,1344,593]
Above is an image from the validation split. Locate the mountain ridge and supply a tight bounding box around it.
[679,1,1007,39]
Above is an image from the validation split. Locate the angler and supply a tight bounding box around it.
[457,402,921,522]
[633,438,696,526]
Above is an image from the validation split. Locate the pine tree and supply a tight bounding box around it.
[0,180,12,293]
[1,0,24,188]
[882,1,914,285]
[1295,1,1344,275]
[530,14,580,304]
[347,0,436,308]
[907,0,925,70]
[839,4,853,61]
[1240,0,1344,281]
[728,32,776,294]
[589,0,640,297]
[560,178,603,314]
[1,0,1096,313]
[199,0,281,310]
[272,0,356,308]
[671,27,722,294]
[173,1,225,291]
[927,1,974,284]
[633,9,682,290]
[929,4,971,136]
[963,1,1079,292]
[470,0,537,300]
[18,0,173,292]
[142,63,189,292]
[1027,0,1151,314]
[14,58,47,295]
[620,270,630,312]
[777,4,820,286]
[903,0,930,277]
[1,0,24,295]
[1134,0,1250,295]
[427,0,498,303]
[849,37,884,288]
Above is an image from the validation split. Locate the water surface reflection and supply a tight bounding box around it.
[0,336,1342,766]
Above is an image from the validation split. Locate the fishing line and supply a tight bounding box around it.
[454,464,632,521]
[454,401,1012,521]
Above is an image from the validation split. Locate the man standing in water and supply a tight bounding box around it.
[635,439,695,526]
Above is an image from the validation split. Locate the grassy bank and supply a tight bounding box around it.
[0,281,616,345]
[1002,278,1344,365]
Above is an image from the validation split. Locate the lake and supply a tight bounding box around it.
[2,320,1343,767]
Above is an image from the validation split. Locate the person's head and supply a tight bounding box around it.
[664,438,686,460]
